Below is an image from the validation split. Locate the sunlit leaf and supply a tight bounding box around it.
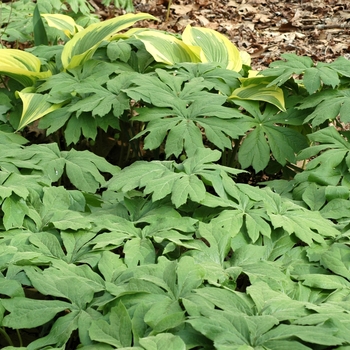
[61,13,157,69]
[182,25,243,72]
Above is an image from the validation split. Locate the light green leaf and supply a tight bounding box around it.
[2,195,28,230]
[89,302,132,347]
[171,174,206,208]
[239,127,270,172]
[2,297,71,328]
[124,237,156,267]
[139,333,186,350]
[0,278,24,298]
[144,298,185,333]
[27,310,80,350]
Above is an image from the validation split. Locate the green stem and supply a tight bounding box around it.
[16,329,23,347]
[166,0,172,22]
[0,327,13,346]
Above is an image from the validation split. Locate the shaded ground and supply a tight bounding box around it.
[93,0,350,69]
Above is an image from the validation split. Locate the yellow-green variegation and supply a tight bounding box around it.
[61,13,158,70]
[0,49,51,87]
[16,88,62,130]
[182,25,243,72]
[41,14,84,39]
[133,30,200,65]
[229,76,286,111]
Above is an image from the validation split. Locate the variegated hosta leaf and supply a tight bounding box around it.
[0,49,51,87]
[16,88,62,130]
[133,30,200,65]
[61,13,157,70]
[182,25,243,72]
[229,76,286,111]
[41,14,84,38]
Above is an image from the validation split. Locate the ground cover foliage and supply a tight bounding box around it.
[2,1,350,349]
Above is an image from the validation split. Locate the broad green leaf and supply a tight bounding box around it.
[318,243,350,280]
[62,149,119,193]
[1,297,71,328]
[25,265,102,308]
[264,189,338,245]
[0,278,24,298]
[194,287,253,314]
[144,298,185,333]
[29,231,65,260]
[124,237,156,267]
[89,302,132,347]
[2,195,28,230]
[188,310,251,347]
[301,183,326,211]
[42,13,83,38]
[139,333,186,350]
[171,174,206,208]
[320,198,350,220]
[128,69,245,156]
[300,274,350,289]
[260,323,343,347]
[62,230,97,264]
[182,25,243,71]
[61,13,157,69]
[16,89,62,130]
[134,30,200,65]
[0,48,51,86]
[0,124,28,145]
[239,127,270,172]
[27,310,80,350]
[50,210,91,231]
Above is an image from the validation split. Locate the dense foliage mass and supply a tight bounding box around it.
[1,1,350,349]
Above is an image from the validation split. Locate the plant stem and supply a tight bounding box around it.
[0,327,13,346]
[17,329,23,347]
[166,0,172,22]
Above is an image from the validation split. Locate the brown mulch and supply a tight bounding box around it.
[92,0,350,70]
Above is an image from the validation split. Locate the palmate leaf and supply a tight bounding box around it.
[127,69,245,157]
[107,148,241,208]
[235,100,307,172]
[298,88,350,126]
[261,53,314,86]
[296,127,350,188]
[263,188,339,245]
[89,302,132,348]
